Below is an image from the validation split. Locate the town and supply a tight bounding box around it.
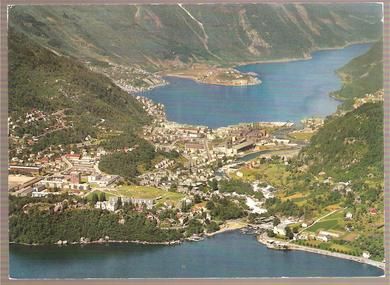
[8,91,384,270]
[8,91,301,233]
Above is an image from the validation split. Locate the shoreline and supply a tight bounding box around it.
[162,71,261,87]
[232,39,376,68]
[10,225,385,271]
[10,39,382,272]
[9,219,249,247]
[130,39,377,95]
[204,220,249,237]
[256,234,385,271]
[9,239,182,247]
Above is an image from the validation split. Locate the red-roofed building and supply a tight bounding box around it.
[369,208,378,215]
[65,153,80,160]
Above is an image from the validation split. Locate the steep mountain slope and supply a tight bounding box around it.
[297,102,384,260]
[8,4,382,70]
[300,102,383,182]
[332,41,383,110]
[9,30,149,153]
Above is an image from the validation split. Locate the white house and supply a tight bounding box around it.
[362,251,371,259]
[273,224,287,236]
[345,212,353,220]
[316,234,329,242]
[95,197,119,212]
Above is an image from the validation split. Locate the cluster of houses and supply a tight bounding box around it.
[154,159,175,169]
[353,89,384,109]
[135,95,166,122]
[138,165,214,193]
[9,109,69,155]
[300,117,324,131]
[88,174,119,187]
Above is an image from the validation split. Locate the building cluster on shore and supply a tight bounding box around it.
[8,89,301,219]
[11,91,381,267]
[353,89,384,109]
[88,62,168,93]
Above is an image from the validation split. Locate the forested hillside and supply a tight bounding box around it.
[300,102,383,182]
[9,30,148,127]
[9,30,150,155]
[332,41,383,110]
[8,4,382,70]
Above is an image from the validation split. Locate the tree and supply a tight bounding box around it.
[117,197,122,209]
[181,200,190,212]
[91,193,99,205]
[99,192,106,202]
[285,226,294,240]
[206,201,215,210]
[194,194,201,204]
[169,183,177,192]
[273,217,280,226]
[206,221,220,233]
[267,229,276,238]
[209,179,218,191]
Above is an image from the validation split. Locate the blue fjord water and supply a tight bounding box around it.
[10,231,383,278]
[10,44,383,279]
[142,43,372,128]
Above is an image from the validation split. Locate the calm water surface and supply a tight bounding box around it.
[10,231,383,279]
[142,44,372,128]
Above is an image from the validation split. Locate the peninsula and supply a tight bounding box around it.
[164,64,261,86]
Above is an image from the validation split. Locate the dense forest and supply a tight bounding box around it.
[9,195,182,245]
[300,102,383,182]
[332,41,383,110]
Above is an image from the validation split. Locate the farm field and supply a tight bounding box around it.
[232,162,291,188]
[288,131,314,141]
[306,210,346,233]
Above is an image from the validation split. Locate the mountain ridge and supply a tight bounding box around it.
[9,4,383,71]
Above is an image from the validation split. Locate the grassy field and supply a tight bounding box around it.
[306,211,345,233]
[86,190,115,201]
[288,131,314,141]
[232,162,291,188]
[280,192,306,202]
[115,185,168,199]
[114,185,185,207]
[297,240,354,254]
[308,219,340,232]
